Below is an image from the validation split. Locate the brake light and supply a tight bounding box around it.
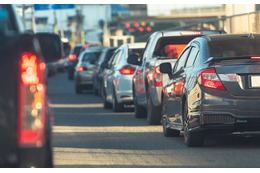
[119,65,135,75]
[180,31,201,36]
[82,45,90,49]
[251,56,260,59]
[68,54,77,61]
[18,52,46,147]
[154,66,162,87]
[77,66,87,72]
[174,80,184,96]
[197,68,226,90]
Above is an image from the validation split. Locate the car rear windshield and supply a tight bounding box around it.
[73,47,84,57]
[82,51,102,63]
[209,38,260,58]
[154,35,200,58]
[128,48,144,58]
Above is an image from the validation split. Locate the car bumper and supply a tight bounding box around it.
[75,72,93,86]
[188,86,260,133]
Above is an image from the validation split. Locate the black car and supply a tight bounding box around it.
[67,44,94,80]
[160,34,260,147]
[93,47,117,96]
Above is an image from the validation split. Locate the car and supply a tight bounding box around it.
[160,33,260,147]
[93,47,117,96]
[74,47,103,94]
[67,44,94,80]
[0,5,62,167]
[128,30,226,125]
[102,42,146,112]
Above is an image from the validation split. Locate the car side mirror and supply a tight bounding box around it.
[101,61,109,69]
[127,54,141,66]
[159,63,172,74]
[36,33,63,63]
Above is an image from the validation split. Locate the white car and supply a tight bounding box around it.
[102,42,146,112]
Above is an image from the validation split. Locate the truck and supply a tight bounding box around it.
[127,30,226,125]
[0,4,62,167]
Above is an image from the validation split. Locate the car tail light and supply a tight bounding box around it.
[67,54,77,61]
[82,45,90,49]
[197,68,226,90]
[174,80,184,96]
[154,66,162,87]
[251,56,260,59]
[18,52,46,147]
[119,65,135,75]
[77,66,87,72]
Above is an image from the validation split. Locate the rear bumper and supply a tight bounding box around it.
[188,86,260,133]
[75,72,93,86]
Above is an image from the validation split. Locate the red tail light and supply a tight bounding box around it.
[197,68,226,90]
[119,65,136,75]
[154,66,162,87]
[251,56,260,59]
[82,45,90,49]
[18,52,46,147]
[77,66,87,72]
[67,54,77,61]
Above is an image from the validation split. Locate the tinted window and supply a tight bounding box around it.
[73,46,83,57]
[128,48,143,58]
[174,47,191,72]
[209,38,260,58]
[82,51,101,63]
[185,47,199,67]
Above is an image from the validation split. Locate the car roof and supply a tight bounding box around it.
[154,30,226,37]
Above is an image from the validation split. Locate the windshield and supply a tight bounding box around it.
[209,38,260,58]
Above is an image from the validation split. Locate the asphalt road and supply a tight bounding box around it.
[48,72,260,168]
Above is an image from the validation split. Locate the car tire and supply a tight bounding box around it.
[112,89,124,112]
[133,89,147,118]
[161,99,180,137]
[102,87,112,109]
[75,85,82,94]
[147,93,161,125]
[183,100,204,147]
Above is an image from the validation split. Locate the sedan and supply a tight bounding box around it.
[102,42,146,112]
[160,34,260,147]
[74,47,102,94]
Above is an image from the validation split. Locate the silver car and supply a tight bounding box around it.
[102,42,146,112]
[74,47,103,94]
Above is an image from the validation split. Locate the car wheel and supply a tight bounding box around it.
[147,93,161,125]
[133,89,147,118]
[161,99,180,137]
[75,85,82,94]
[183,100,204,147]
[112,90,124,112]
[102,87,112,109]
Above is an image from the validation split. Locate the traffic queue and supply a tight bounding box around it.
[58,29,260,148]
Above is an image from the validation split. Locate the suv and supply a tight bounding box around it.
[128,30,226,125]
[0,5,61,167]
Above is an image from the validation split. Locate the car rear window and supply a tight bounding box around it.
[82,51,102,63]
[73,47,84,57]
[128,48,143,58]
[154,35,200,58]
[209,38,260,58]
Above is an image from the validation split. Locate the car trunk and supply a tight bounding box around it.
[214,59,260,97]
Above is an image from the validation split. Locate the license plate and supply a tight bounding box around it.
[250,76,260,88]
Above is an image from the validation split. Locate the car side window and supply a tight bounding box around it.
[185,46,199,67]
[174,47,191,72]
[108,51,118,67]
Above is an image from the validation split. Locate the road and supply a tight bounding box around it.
[48,72,260,168]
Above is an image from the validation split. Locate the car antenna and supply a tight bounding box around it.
[248,33,255,39]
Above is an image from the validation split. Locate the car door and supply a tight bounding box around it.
[134,38,152,105]
[165,46,191,127]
